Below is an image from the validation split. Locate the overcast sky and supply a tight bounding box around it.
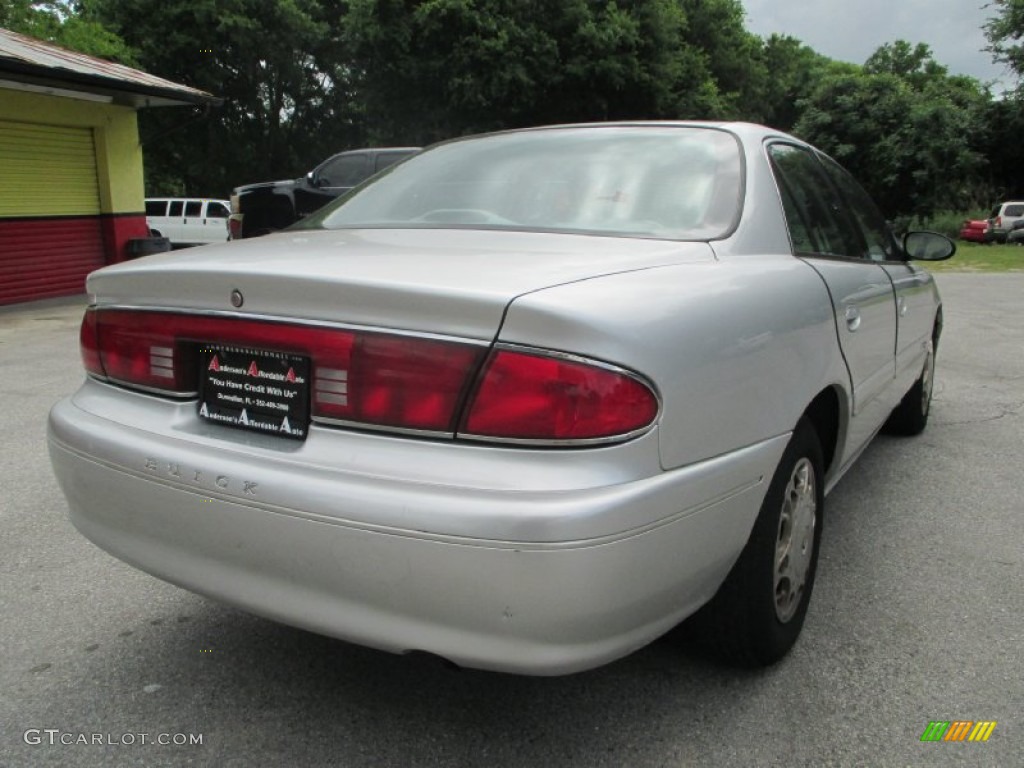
[741,0,1016,92]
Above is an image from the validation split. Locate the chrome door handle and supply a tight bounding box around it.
[845,305,861,331]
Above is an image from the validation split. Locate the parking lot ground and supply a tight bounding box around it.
[1,274,1021,767]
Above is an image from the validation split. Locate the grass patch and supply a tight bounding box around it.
[926,242,1024,272]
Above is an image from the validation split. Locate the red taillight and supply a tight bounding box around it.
[80,308,104,378]
[228,215,242,240]
[80,309,657,444]
[97,310,197,392]
[315,334,483,432]
[460,349,658,442]
[82,309,486,433]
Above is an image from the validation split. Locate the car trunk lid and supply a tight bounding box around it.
[89,228,714,340]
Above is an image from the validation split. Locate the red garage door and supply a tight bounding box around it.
[0,120,105,305]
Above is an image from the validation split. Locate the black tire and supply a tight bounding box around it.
[683,417,824,666]
[883,340,934,436]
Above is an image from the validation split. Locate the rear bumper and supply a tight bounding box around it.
[48,381,787,674]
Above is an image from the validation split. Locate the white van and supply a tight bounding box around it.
[145,198,231,247]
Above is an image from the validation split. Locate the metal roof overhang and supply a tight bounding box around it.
[0,57,222,107]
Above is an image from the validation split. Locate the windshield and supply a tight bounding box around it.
[298,126,743,240]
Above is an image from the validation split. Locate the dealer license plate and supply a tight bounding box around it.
[198,345,310,440]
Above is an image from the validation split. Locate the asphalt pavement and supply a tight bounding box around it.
[1,273,1021,768]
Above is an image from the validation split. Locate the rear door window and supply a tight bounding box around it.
[185,201,202,217]
[205,202,229,218]
[767,144,860,258]
[817,153,900,261]
[168,200,184,217]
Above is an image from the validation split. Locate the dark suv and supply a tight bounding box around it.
[230,147,419,239]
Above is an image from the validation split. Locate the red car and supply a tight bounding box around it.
[959,219,989,242]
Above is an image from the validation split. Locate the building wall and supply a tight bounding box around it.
[0,89,150,304]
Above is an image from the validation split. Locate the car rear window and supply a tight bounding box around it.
[302,127,743,240]
[1004,204,1024,217]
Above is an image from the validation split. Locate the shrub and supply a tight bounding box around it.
[906,210,990,239]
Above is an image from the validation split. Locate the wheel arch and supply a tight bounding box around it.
[801,385,844,478]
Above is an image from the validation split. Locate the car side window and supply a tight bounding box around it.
[185,201,202,217]
[168,200,184,217]
[206,202,229,219]
[775,181,816,253]
[767,144,860,258]
[375,152,407,172]
[145,200,166,216]
[318,154,368,187]
[817,153,900,261]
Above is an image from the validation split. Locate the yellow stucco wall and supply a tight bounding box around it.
[1,89,144,214]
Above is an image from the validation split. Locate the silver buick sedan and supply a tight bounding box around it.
[48,123,954,675]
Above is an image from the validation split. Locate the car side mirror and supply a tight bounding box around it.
[307,171,321,188]
[903,231,955,261]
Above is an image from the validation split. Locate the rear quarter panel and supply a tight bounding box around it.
[498,256,849,471]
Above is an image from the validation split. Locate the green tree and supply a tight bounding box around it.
[751,34,836,130]
[0,0,137,63]
[676,0,766,119]
[794,45,989,219]
[985,0,1024,84]
[863,40,948,87]
[83,0,362,196]
[342,0,765,145]
[973,97,1024,199]
[981,2,1024,199]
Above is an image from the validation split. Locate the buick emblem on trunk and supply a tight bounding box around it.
[230,289,244,308]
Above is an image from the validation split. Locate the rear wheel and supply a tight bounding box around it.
[684,417,824,666]
[884,339,934,436]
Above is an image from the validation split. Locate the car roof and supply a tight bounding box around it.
[146,197,230,203]
[417,121,803,153]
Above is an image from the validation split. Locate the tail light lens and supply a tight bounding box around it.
[82,308,484,433]
[328,334,482,431]
[94,309,197,393]
[461,348,658,442]
[80,307,104,378]
[80,309,657,444]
